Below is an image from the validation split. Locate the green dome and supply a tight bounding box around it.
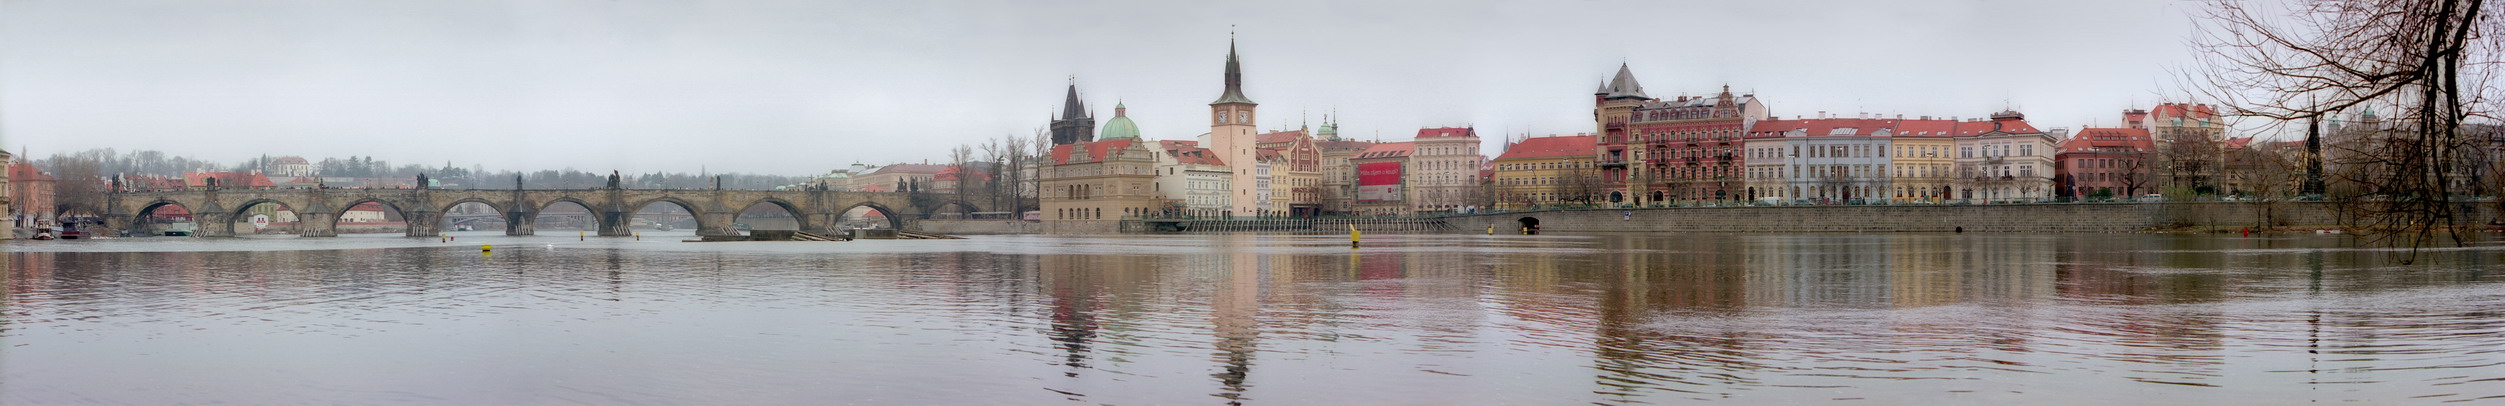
[1099,102,1141,140]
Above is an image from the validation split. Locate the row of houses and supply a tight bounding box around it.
[1491,65,2246,209]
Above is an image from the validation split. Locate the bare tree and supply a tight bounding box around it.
[979,138,1006,213]
[1557,163,1610,206]
[2186,0,2501,257]
[2114,151,2156,198]
[51,157,105,216]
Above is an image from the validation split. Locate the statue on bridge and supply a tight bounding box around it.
[416,173,429,190]
[606,171,622,189]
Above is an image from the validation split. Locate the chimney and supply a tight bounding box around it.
[1817,111,1826,118]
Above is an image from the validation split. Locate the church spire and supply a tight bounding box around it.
[1061,80,1088,120]
[1211,36,1257,105]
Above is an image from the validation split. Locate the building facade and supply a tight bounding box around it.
[1152,140,1231,217]
[1948,111,2058,202]
[1887,118,1958,203]
[1041,138,1160,232]
[1491,134,1599,209]
[1409,127,1483,213]
[2148,103,2227,193]
[1745,118,1896,203]
[1314,122,1374,215]
[1591,64,1767,206]
[1255,129,1323,216]
[2054,127,2156,199]
[0,148,10,238]
[1348,142,1413,215]
[8,163,52,230]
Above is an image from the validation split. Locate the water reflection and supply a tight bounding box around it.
[3,233,2502,404]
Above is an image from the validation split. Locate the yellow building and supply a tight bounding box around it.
[1041,138,1162,233]
[1490,135,1599,209]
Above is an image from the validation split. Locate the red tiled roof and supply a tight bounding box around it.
[1048,138,1140,165]
[2224,136,2254,150]
[1154,140,1226,166]
[1416,127,1475,138]
[2056,128,2155,154]
[1494,135,1596,161]
[1354,142,1415,159]
[1748,118,1901,138]
[1257,130,1307,144]
[2150,103,2220,120]
[1889,117,2040,137]
[8,163,53,182]
[1256,148,1285,162]
[871,163,949,175]
[1164,147,1226,166]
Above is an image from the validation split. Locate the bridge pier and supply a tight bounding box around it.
[404,209,442,237]
[597,210,632,237]
[696,212,739,238]
[103,214,135,237]
[196,209,235,237]
[505,209,536,236]
[297,212,340,237]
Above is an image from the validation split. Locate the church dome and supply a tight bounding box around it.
[1099,102,1141,140]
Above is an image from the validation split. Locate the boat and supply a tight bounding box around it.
[655,223,673,231]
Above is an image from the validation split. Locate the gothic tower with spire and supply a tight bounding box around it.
[1209,37,1260,217]
[1051,82,1096,145]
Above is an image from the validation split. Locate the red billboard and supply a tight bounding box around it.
[1356,162,1404,202]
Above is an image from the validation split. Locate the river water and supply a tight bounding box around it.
[3,232,2501,404]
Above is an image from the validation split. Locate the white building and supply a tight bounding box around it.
[1152,140,1232,217]
[1409,127,1484,213]
[1745,118,1897,203]
[1948,111,2058,202]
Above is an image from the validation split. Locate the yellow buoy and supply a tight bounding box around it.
[480,244,491,253]
[1349,224,1361,248]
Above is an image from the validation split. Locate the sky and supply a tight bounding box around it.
[0,0,2215,175]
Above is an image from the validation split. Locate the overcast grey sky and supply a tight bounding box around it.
[1,0,2210,175]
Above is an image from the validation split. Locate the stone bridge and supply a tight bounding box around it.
[101,186,920,238]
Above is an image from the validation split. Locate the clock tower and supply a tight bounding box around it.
[1209,38,1260,217]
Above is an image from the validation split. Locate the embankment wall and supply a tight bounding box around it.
[1442,202,2496,233]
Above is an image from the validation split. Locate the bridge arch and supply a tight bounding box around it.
[733,197,807,233]
[629,197,708,232]
[225,198,304,237]
[837,201,903,230]
[332,198,411,235]
[437,198,510,233]
[437,197,509,217]
[130,199,197,236]
[535,198,602,232]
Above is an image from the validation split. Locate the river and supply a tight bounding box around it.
[3,232,2501,404]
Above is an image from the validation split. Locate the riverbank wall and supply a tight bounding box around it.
[1442,202,2498,234]
[909,219,1042,235]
